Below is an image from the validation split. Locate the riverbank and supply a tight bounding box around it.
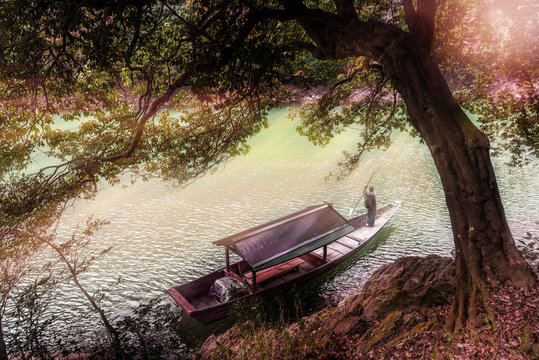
[197,252,539,360]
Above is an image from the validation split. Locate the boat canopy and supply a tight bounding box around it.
[213,204,355,271]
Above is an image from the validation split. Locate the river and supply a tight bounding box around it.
[10,107,539,353]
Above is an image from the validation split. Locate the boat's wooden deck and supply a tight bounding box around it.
[239,233,367,289]
[243,257,304,284]
[192,295,221,309]
[346,208,393,243]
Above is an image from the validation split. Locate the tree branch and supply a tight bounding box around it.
[102,71,192,162]
[103,7,264,163]
[402,0,436,50]
[292,40,325,58]
[125,3,154,115]
[333,0,357,19]
[160,0,219,44]
[27,230,125,359]
[402,0,418,33]
[417,0,436,50]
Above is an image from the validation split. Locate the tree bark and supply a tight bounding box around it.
[0,318,8,360]
[295,15,535,331]
[378,37,535,332]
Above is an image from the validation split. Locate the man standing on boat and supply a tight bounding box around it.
[364,186,377,227]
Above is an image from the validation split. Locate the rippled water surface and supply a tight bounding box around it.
[20,108,539,350]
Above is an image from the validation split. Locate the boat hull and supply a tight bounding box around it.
[167,201,400,324]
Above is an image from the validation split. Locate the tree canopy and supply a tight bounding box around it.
[0,0,536,229]
[1,0,537,351]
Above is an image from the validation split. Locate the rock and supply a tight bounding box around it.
[520,324,539,357]
[331,315,369,336]
[196,327,240,359]
[308,304,370,337]
[196,255,456,359]
[197,334,218,356]
[344,255,455,321]
[361,311,403,352]
[386,321,441,350]
[402,313,418,327]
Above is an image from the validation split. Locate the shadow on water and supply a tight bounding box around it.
[171,306,235,351]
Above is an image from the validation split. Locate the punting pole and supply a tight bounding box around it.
[225,247,230,272]
[350,171,375,217]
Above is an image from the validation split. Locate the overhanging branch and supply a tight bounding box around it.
[402,0,417,33]
[402,0,436,50]
[102,6,264,163]
[160,0,219,44]
[417,0,436,49]
[333,0,357,19]
[101,71,192,162]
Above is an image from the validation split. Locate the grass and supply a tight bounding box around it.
[204,290,335,360]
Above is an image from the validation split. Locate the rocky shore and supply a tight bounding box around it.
[196,253,539,359]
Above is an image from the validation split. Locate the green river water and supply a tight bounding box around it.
[9,107,539,353]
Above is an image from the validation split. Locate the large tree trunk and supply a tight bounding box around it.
[297,16,535,331]
[380,38,535,331]
[372,30,535,331]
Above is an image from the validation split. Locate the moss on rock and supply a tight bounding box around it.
[362,310,403,352]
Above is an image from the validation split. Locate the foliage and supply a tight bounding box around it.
[6,279,185,359]
[0,0,536,232]
[435,0,538,165]
[205,293,333,360]
[293,59,411,178]
[5,267,59,359]
[100,297,185,359]
[287,53,346,88]
[0,0,537,356]
[2,211,184,358]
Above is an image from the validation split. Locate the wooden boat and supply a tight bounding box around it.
[167,201,401,324]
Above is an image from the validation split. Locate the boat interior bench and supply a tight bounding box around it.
[244,257,304,284]
[300,252,326,266]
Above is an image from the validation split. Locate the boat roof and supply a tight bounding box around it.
[213,203,355,271]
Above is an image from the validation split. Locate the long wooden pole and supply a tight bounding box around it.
[351,171,375,217]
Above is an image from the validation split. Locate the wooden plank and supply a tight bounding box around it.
[335,238,356,249]
[330,241,352,254]
[327,244,345,254]
[325,248,340,260]
[341,236,361,247]
[167,288,197,313]
[244,258,304,283]
[347,233,366,243]
[300,252,325,266]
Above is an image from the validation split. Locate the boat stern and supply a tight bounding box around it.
[167,287,197,316]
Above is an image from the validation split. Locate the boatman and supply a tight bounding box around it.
[363,186,377,227]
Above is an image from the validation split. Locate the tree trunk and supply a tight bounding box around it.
[0,318,8,360]
[375,32,535,332]
[298,18,536,331]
